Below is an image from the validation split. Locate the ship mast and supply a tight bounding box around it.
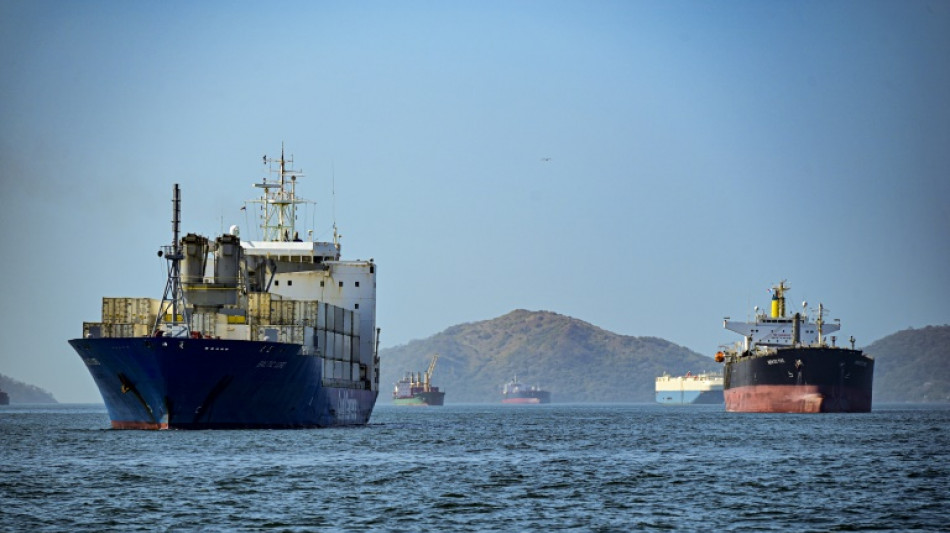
[154,184,190,336]
[250,144,309,242]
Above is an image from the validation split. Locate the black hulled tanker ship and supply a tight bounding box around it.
[69,148,380,429]
[501,377,551,404]
[717,281,873,413]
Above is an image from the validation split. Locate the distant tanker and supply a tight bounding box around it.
[502,376,550,404]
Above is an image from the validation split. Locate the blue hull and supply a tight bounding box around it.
[655,390,724,405]
[69,337,377,429]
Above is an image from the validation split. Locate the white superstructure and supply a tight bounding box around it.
[722,280,841,354]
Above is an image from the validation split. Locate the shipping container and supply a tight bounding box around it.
[332,333,343,360]
[342,336,352,362]
[190,312,216,338]
[334,307,344,334]
[334,360,347,381]
[268,300,283,324]
[219,324,250,341]
[325,332,336,360]
[343,311,352,337]
[282,301,296,325]
[314,329,326,357]
[107,323,138,338]
[318,302,328,330]
[249,292,279,322]
[130,298,160,324]
[101,299,115,323]
[303,326,315,348]
[326,304,336,332]
[83,322,104,339]
[258,327,279,342]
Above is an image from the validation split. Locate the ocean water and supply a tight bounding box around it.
[1,403,948,532]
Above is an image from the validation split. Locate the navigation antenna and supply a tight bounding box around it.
[251,144,310,242]
[332,164,340,249]
[154,184,190,337]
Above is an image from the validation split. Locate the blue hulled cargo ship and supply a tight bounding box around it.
[69,147,380,429]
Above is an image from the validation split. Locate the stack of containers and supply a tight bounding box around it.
[83,297,160,338]
[319,302,361,383]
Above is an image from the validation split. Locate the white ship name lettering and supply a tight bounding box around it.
[256,360,287,369]
[767,358,786,365]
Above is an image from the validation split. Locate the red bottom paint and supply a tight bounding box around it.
[111,421,169,430]
[725,385,871,413]
[502,398,541,404]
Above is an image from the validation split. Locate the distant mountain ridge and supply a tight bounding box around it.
[0,373,58,404]
[865,325,949,403]
[379,309,717,403]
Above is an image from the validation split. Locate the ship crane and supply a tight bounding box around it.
[423,354,439,392]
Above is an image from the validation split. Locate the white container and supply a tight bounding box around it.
[342,336,352,362]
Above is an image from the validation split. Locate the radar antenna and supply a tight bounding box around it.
[250,144,312,242]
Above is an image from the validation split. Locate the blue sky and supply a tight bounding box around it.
[1,1,948,403]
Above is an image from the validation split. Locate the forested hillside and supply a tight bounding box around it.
[379,309,717,403]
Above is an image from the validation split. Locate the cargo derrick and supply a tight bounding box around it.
[393,354,445,406]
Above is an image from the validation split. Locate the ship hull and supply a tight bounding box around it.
[724,347,873,413]
[69,337,378,429]
[655,389,724,405]
[393,391,445,406]
[502,391,551,404]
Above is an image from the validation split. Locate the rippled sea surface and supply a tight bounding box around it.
[2,403,948,531]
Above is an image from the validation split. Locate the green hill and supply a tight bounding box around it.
[378,309,716,403]
[865,325,950,403]
[0,373,58,404]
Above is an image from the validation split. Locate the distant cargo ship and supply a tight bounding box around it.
[655,372,724,405]
[502,377,550,404]
[393,354,445,406]
[717,280,874,413]
[0,387,9,405]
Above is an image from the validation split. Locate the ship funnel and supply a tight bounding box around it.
[792,313,801,346]
[214,234,241,288]
[181,234,209,284]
